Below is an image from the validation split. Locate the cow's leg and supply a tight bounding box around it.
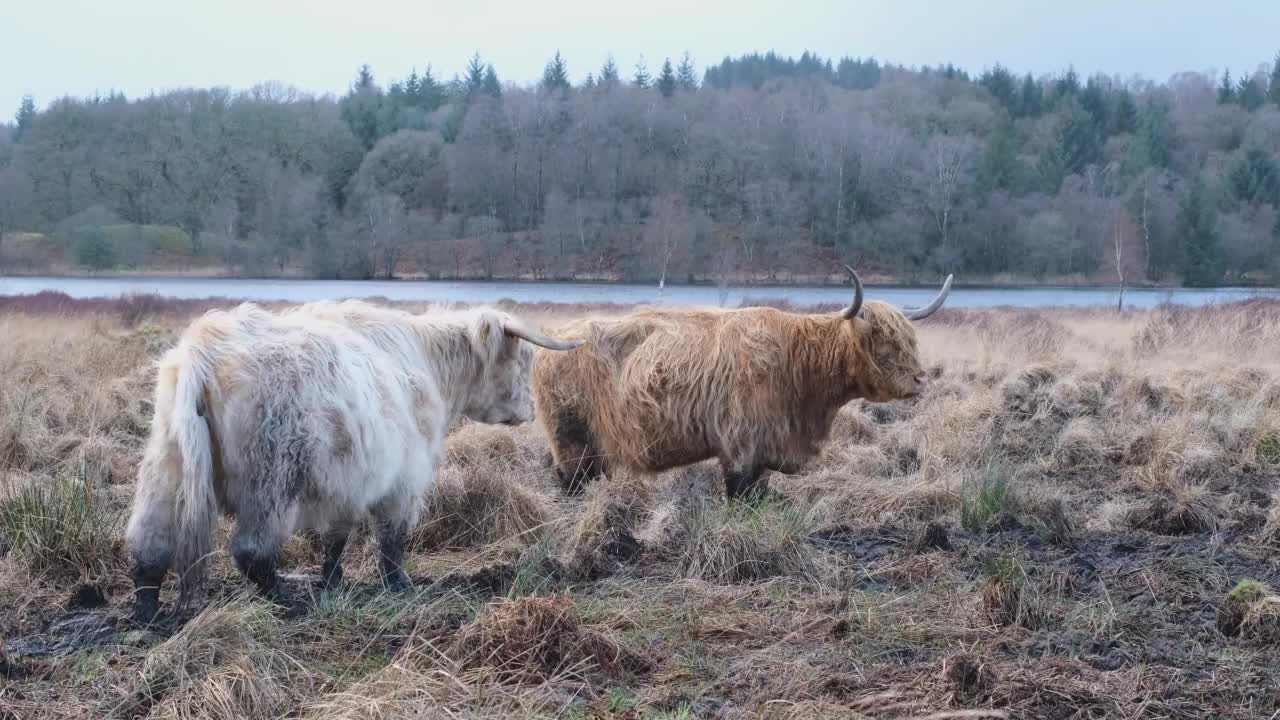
[126,450,180,624]
[371,498,413,592]
[550,407,605,496]
[319,524,352,590]
[721,461,767,502]
[230,498,294,605]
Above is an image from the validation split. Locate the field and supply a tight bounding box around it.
[2,293,1280,719]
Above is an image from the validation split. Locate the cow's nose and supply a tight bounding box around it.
[914,372,929,386]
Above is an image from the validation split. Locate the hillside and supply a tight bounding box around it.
[2,50,1280,287]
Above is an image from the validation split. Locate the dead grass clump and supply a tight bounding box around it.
[565,478,650,578]
[299,660,570,719]
[670,496,820,583]
[1175,445,1227,485]
[1124,484,1220,535]
[444,423,522,469]
[1262,501,1280,549]
[452,594,627,683]
[410,469,552,551]
[0,466,123,578]
[1051,417,1108,472]
[1217,579,1280,641]
[940,652,992,701]
[128,596,300,720]
[829,408,878,444]
[978,554,1041,630]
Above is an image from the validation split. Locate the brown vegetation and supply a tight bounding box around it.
[2,295,1280,718]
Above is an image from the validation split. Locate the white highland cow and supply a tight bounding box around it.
[125,299,579,621]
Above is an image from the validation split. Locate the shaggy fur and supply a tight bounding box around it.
[533,299,936,498]
[125,299,575,621]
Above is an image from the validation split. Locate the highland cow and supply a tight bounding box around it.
[125,299,579,622]
[532,268,952,499]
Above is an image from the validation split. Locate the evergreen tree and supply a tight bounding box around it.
[657,58,677,98]
[600,55,621,91]
[1237,74,1265,111]
[482,65,502,98]
[418,66,443,109]
[1038,96,1100,191]
[1110,88,1138,135]
[14,95,35,143]
[465,53,486,98]
[542,51,571,93]
[1217,69,1236,104]
[355,64,375,90]
[1270,52,1280,106]
[1228,146,1280,206]
[977,113,1018,191]
[582,73,597,91]
[1080,76,1110,136]
[1052,67,1080,104]
[1178,174,1222,286]
[1127,99,1172,174]
[676,51,699,91]
[979,64,1017,111]
[1017,73,1043,117]
[633,55,651,88]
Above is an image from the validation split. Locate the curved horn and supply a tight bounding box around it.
[503,317,582,351]
[841,265,864,319]
[903,274,954,321]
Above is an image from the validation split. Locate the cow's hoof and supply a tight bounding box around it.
[382,571,412,593]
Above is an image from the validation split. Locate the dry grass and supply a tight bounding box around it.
[4,295,1280,718]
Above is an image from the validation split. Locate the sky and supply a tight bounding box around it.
[3,0,1279,114]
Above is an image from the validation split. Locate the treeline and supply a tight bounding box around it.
[1,49,1280,286]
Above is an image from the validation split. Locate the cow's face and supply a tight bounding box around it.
[464,311,578,426]
[851,302,929,403]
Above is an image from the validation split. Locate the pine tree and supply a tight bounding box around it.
[980,64,1017,111]
[355,64,375,91]
[1017,73,1043,117]
[1237,74,1265,111]
[582,73,597,91]
[1127,99,1172,174]
[404,70,420,99]
[465,53,486,98]
[1270,52,1280,107]
[1111,88,1138,135]
[14,96,35,143]
[542,51,571,93]
[676,51,699,91]
[482,65,502,98]
[600,55,621,91]
[1053,67,1080,104]
[418,66,443,109]
[1178,174,1222,286]
[657,58,677,98]
[633,55,651,88]
[1217,69,1236,104]
[978,113,1018,191]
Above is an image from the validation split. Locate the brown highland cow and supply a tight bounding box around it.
[532,268,952,499]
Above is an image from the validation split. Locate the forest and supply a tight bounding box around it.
[1,49,1279,286]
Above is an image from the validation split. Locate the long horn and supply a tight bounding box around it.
[904,274,954,321]
[841,265,864,319]
[503,317,582,351]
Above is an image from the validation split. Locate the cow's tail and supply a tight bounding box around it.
[170,344,218,609]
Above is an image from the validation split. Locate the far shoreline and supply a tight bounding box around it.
[1,270,1273,293]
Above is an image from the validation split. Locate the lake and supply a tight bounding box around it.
[1,275,1278,309]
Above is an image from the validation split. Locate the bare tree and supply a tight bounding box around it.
[363,193,410,279]
[644,194,693,296]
